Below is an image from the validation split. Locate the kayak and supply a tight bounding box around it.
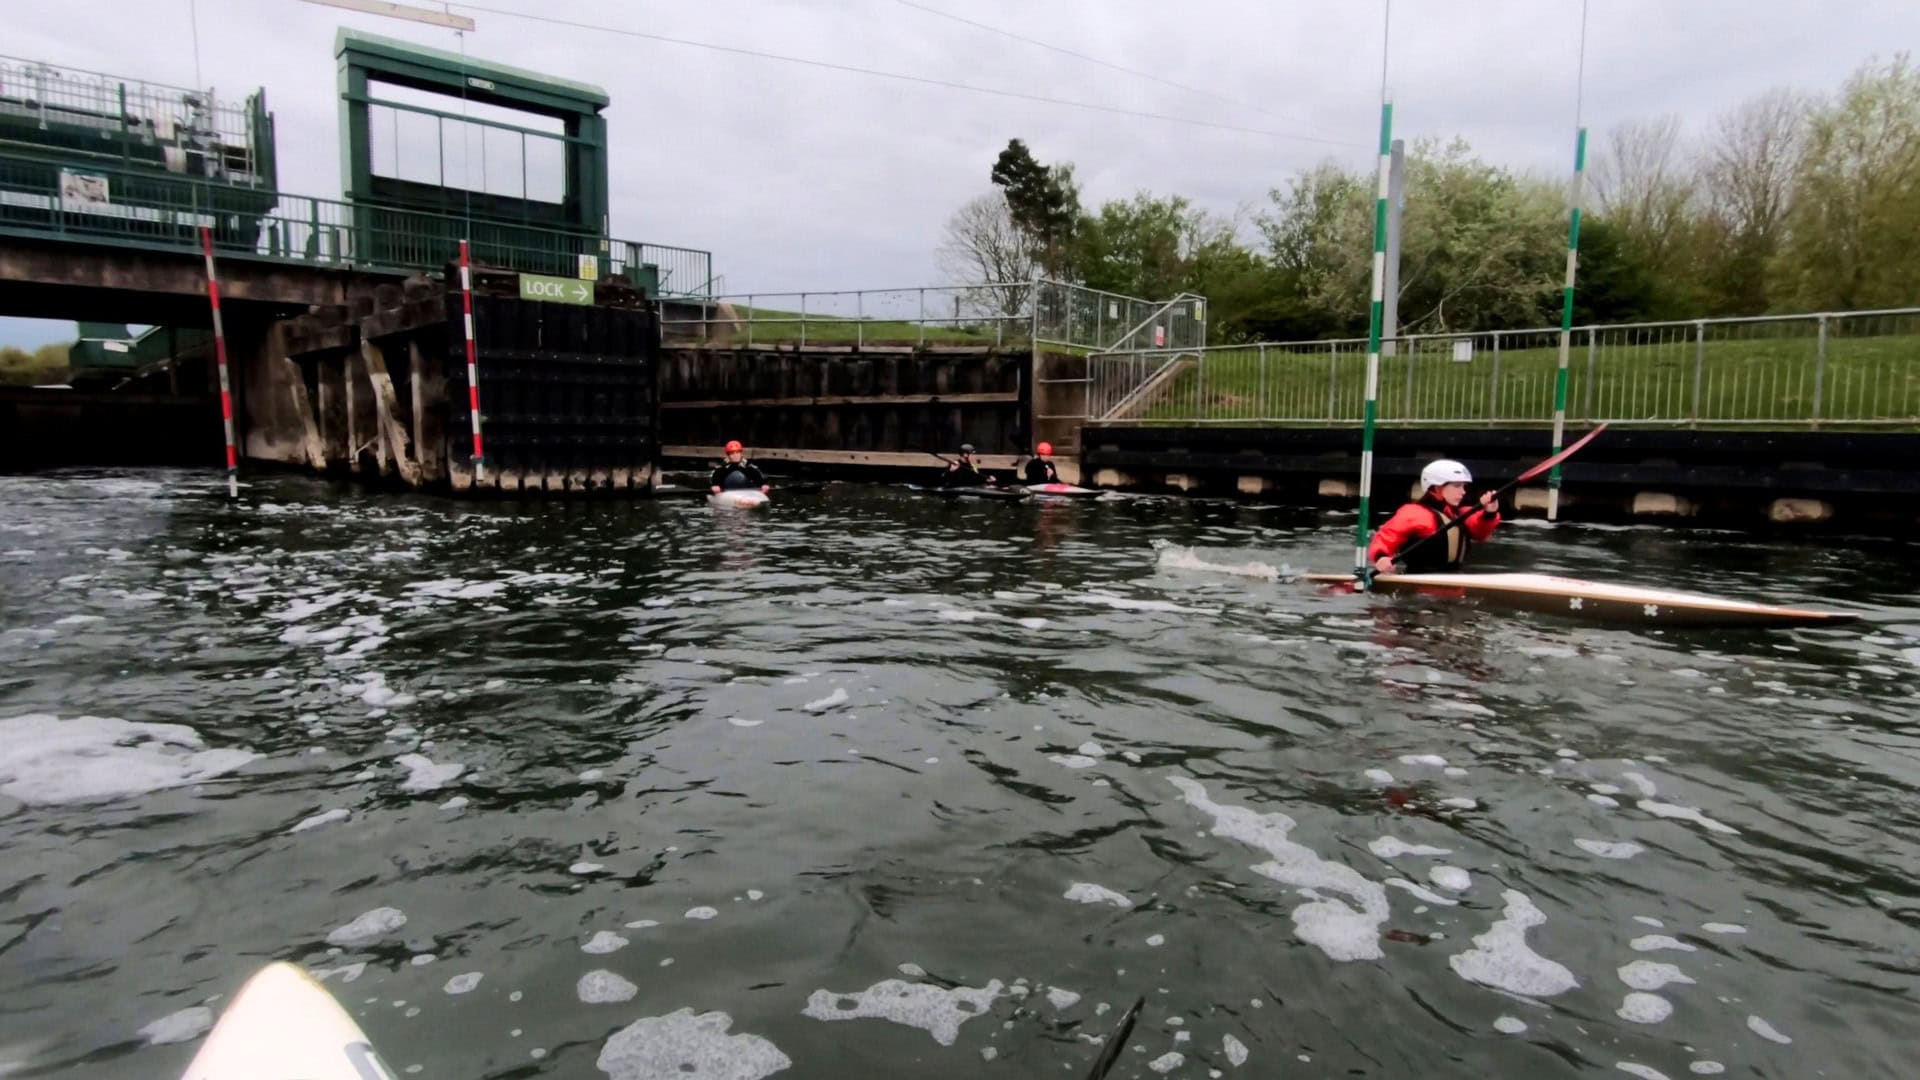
[708,489,770,508]
[907,484,1029,501]
[1303,571,1857,628]
[181,962,395,1080]
[1026,483,1100,499]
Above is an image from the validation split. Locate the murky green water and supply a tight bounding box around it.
[2,469,1916,1079]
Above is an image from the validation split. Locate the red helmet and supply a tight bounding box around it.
[725,440,743,453]
[1036,441,1054,456]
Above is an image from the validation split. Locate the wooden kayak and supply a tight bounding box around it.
[181,962,395,1080]
[1303,571,1857,628]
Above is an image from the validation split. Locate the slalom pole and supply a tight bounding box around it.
[457,240,486,482]
[198,226,238,498]
[1353,95,1394,582]
[1548,129,1588,521]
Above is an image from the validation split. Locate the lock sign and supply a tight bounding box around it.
[517,273,594,306]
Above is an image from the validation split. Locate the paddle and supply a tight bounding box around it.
[1081,995,1145,1080]
[1370,423,1609,581]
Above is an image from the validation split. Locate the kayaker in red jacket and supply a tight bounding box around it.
[1368,459,1501,574]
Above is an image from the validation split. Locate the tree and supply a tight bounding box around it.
[0,343,72,386]
[936,193,1033,316]
[1590,116,1710,315]
[1772,53,1920,310]
[990,139,1081,278]
[1697,88,1808,313]
[1075,192,1201,300]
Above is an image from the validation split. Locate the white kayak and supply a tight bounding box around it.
[1025,482,1100,499]
[707,489,770,508]
[1303,571,1857,628]
[181,962,396,1080]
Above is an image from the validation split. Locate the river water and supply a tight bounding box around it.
[1,469,1916,1080]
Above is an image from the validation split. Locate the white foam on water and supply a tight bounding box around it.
[1429,866,1472,892]
[1618,961,1693,991]
[583,931,629,954]
[579,769,605,781]
[1170,776,1388,962]
[577,970,639,1004]
[408,578,508,601]
[1440,797,1478,810]
[1621,772,1659,798]
[1369,836,1453,858]
[1067,592,1210,615]
[1364,768,1395,785]
[1629,935,1697,953]
[1155,544,1282,581]
[1689,1062,1725,1074]
[1448,890,1578,997]
[803,688,849,712]
[138,1005,213,1046]
[936,608,989,622]
[395,754,463,793]
[0,714,259,805]
[269,594,349,622]
[1617,992,1673,1024]
[290,808,350,834]
[1386,878,1457,906]
[327,907,407,946]
[1443,767,1469,778]
[1051,754,1099,769]
[727,717,763,728]
[1591,783,1623,795]
[1493,1016,1527,1034]
[1220,1032,1250,1066]
[312,961,367,983]
[626,919,660,929]
[746,889,764,901]
[1702,922,1746,935]
[1574,839,1644,859]
[897,962,927,978]
[1638,800,1739,835]
[801,978,1003,1046]
[1616,1063,1671,1080]
[410,954,434,966]
[444,972,484,994]
[1047,987,1081,1010]
[1017,617,1050,630]
[1588,794,1621,808]
[1746,1015,1792,1044]
[53,614,104,626]
[570,862,605,875]
[596,1009,791,1080]
[686,906,719,921]
[1436,700,1496,717]
[1148,1051,1185,1074]
[1064,883,1133,908]
[440,796,469,811]
[1398,754,1447,767]
[1076,741,1108,758]
[1146,933,1166,947]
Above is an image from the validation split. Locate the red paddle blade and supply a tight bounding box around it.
[1513,422,1609,485]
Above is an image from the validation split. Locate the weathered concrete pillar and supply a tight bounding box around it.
[1237,475,1269,496]
[408,340,446,485]
[317,356,348,469]
[1631,492,1697,517]
[1091,467,1131,489]
[1165,473,1198,492]
[233,319,312,468]
[361,341,420,487]
[1768,497,1834,524]
[1318,478,1357,498]
[344,347,380,474]
[1513,486,1554,513]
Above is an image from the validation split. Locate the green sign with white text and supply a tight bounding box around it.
[519,273,593,306]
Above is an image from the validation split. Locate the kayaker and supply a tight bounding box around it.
[1368,459,1500,573]
[1023,442,1062,485]
[940,444,996,488]
[710,440,769,494]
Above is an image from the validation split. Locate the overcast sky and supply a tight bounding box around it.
[2,0,1909,346]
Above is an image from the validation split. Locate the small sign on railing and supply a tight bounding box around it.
[576,254,598,280]
[1452,339,1474,363]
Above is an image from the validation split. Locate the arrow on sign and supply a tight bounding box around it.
[572,283,590,303]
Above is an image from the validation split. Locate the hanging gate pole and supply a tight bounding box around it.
[1353,97,1395,577]
[458,240,487,482]
[1548,127,1588,520]
[198,226,238,498]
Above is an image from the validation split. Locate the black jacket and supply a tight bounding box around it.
[1023,458,1060,484]
[711,461,766,490]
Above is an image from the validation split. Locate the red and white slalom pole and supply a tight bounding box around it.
[198,226,239,498]
[457,239,486,482]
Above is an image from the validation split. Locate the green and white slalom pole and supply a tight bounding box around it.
[1354,96,1395,584]
[1547,126,1587,521]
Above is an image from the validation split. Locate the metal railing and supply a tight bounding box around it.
[0,54,265,184]
[1086,308,1920,429]
[657,277,1211,353]
[0,154,714,295]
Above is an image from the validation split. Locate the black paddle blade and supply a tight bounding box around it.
[1083,995,1145,1080]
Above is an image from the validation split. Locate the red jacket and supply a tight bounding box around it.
[1367,498,1501,565]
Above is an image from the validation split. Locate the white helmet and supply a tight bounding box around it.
[1420,459,1473,489]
